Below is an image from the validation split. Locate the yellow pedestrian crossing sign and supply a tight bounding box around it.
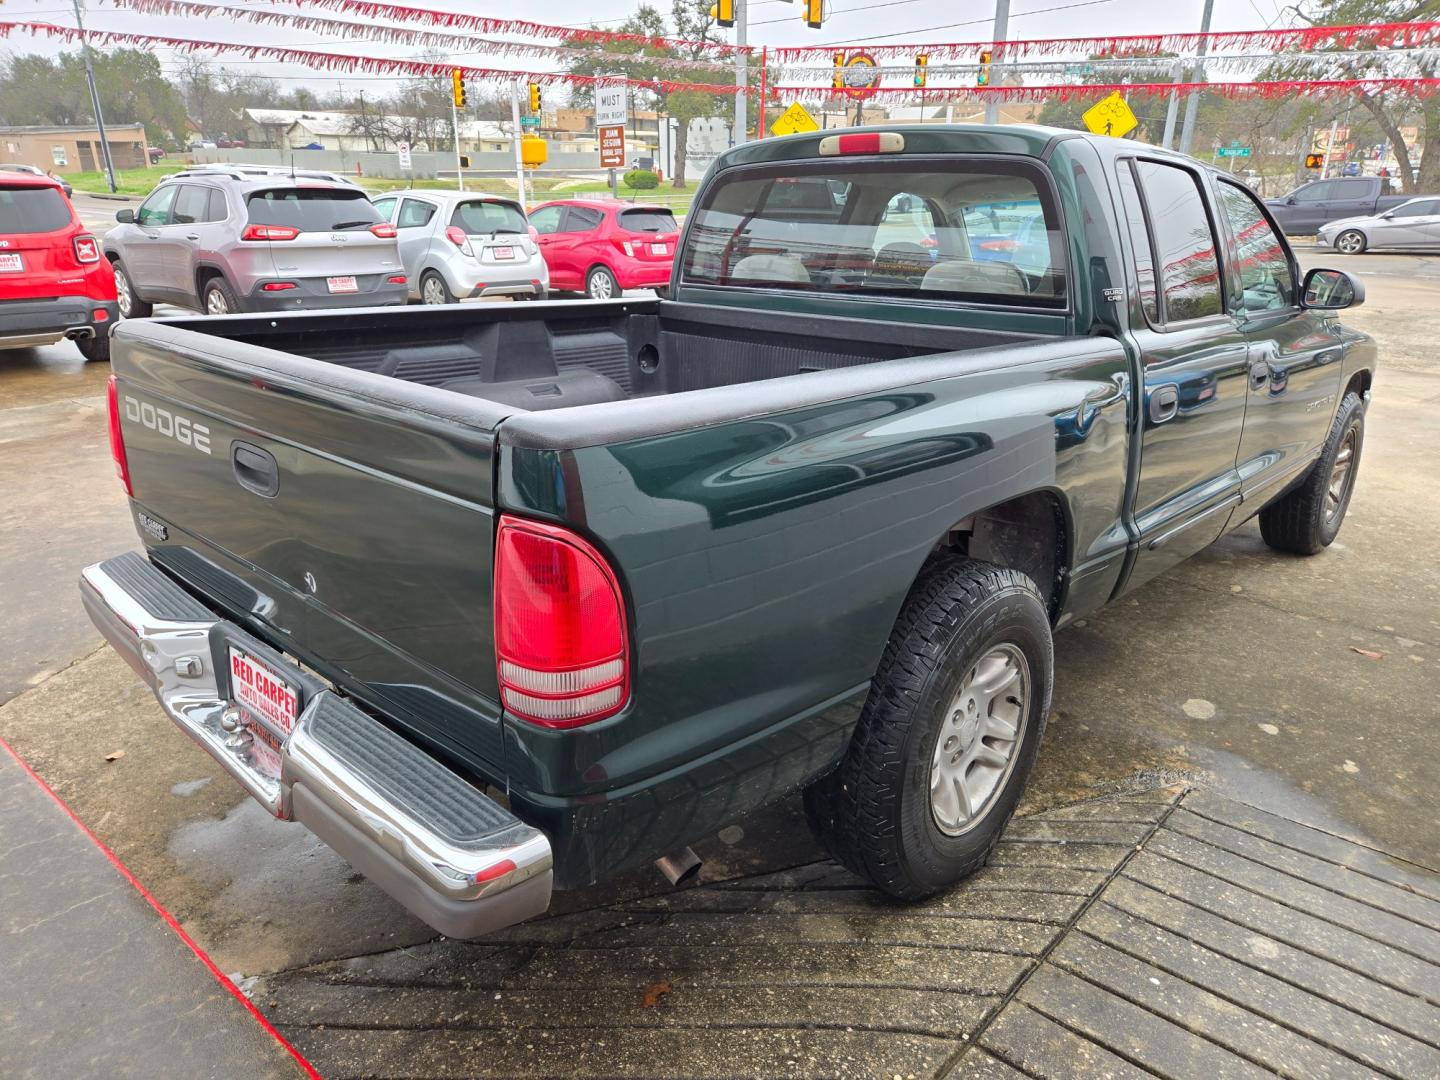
[1082,92,1138,139]
[771,101,820,137]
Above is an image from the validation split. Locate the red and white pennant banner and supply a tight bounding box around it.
[109,0,748,57]
[770,77,1440,103]
[102,0,733,74]
[0,22,743,95]
[773,21,1440,63]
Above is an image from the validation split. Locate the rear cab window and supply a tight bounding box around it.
[246,187,382,232]
[452,200,527,235]
[680,157,1067,308]
[0,185,72,234]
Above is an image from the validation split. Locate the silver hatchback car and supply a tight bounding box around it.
[371,190,549,303]
[103,169,407,317]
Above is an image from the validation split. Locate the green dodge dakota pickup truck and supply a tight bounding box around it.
[81,125,1375,939]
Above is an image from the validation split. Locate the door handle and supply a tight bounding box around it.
[1148,385,1179,424]
[1249,360,1270,390]
[231,442,280,498]
[185,233,200,240]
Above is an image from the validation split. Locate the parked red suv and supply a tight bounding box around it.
[0,173,117,362]
[527,198,679,299]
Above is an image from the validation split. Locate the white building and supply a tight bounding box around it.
[244,109,515,154]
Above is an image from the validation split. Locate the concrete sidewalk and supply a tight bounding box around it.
[260,786,1440,1079]
[0,745,309,1080]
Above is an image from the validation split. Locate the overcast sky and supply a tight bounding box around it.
[1,0,1302,91]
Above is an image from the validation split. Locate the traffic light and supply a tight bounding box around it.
[711,0,734,27]
[804,0,824,29]
[458,154,472,169]
[452,69,466,108]
[976,50,993,87]
[528,82,541,112]
[833,52,845,90]
[914,54,928,88]
[1304,153,1324,169]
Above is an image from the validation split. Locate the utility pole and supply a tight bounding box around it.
[1161,59,1183,149]
[1177,0,1215,156]
[734,0,748,145]
[984,0,1010,125]
[1322,116,1340,178]
[451,90,463,192]
[510,82,527,208]
[71,0,117,192]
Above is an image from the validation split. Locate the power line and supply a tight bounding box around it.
[752,0,929,27]
[809,0,1118,47]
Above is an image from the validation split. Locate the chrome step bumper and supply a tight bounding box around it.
[79,552,552,940]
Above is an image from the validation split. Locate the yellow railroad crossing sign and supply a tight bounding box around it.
[771,101,820,137]
[1082,92,1138,138]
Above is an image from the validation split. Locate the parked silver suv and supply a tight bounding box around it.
[371,190,548,303]
[103,169,407,317]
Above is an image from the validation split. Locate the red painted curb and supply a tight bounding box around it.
[0,735,323,1080]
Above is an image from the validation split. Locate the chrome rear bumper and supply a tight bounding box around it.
[79,552,552,939]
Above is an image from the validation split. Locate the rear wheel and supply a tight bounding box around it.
[1259,391,1365,554]
[75,333,110,363]
[585,265,619,300]
[804,558,1053,900]
[1334,229,1367,255]
[420,271,455,305]
[202,276,239,316]
[113,261,152,319]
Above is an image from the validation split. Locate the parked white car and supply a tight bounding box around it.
[1316,197,1440,255]
[371,190,548,304]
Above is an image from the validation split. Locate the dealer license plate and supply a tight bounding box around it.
[0,253,23,273]
[650,243,668,256]
[491,246,515,260]
[229,645,300,740]
[326,275,358,294]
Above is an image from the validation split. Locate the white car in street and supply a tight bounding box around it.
[1316,197,1440,255]
[371,190,549,304]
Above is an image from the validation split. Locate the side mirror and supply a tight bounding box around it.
[1302,267,1364,310]
[115,209,134,224]
[1381,211,1395,220]
[1285,195,1297,205]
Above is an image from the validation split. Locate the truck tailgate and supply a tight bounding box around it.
[109,319,512,775]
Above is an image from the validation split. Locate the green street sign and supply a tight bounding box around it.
[1216,146,1251,158]
[521,115,541,129]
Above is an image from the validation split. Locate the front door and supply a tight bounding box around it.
[1115,157,1252,593]
[1212,178,1344,514]
[127,185,178,296]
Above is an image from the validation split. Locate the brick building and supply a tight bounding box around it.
[0,123,148,175]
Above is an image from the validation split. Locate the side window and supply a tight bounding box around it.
[397,198,436,229]
[371,196,397,221]
[1134,160,1223,322]
[205,188,228,222]
[1291,181,1333,204]
[562,206,603,233]
[528,205,562,234]
[1115,162,1159,324]
[1216,181,1294,313]
[171,185,210,226]
[1391,199,1438,218]
[136,185,178,227]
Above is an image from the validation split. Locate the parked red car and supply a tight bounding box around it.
[0,173,116,362]
[527,198,679,299]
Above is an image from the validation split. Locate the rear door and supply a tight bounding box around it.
[0,182,76,298]
[1115,157,1251,591]
[151,184,210,294]
[1213,178,1344,511]
[1325,178,1383,225]
[395,196,439,281]
[245,186,399,296]
[555,205,604,285]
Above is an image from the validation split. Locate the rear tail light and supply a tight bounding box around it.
[527,225,539,241]
[73,234,100,264]
[370,222,398,238]
[260,281,296,292]
[386,274,407,284]
[444,226,474,256]
[241,224,300,241]
[494,516,628,728]
[615,239,635,257]
[106,374,132,496]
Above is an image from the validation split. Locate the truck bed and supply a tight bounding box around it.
[143,297,1038,409]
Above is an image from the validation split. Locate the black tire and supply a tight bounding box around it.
[420,270,456,305]
[113,261,152,319]
[585,265,619,300]
[1259,391,1365,555]
[202,276,241,316]
[75,332,110,363]
[1334,229,1367,256]
[804,558,1053,900]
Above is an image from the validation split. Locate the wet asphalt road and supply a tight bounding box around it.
[1,234,1438,1074]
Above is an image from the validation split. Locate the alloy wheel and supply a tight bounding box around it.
[205,287,229,315]
[115,269,133,317]
[422,275,447,305]
[588,270,614,300]
[1336,231,1365,255]
[929,644,1030,836]
[1326,427,1358,522]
